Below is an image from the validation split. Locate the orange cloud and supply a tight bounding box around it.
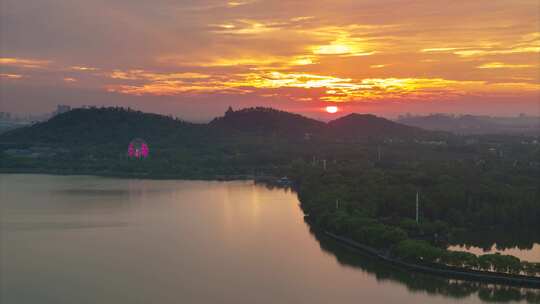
[109,70,211,80]
[477,62,534,69]
[0,73,24,79]
[454,47,540,57]
[106,67,535,104]
[0,57,50,68]
[421,48,461,53]
[70,66,98,71]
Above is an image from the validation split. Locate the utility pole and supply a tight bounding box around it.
[416,191,419,224]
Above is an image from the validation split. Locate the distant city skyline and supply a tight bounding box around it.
[1,0,539,120]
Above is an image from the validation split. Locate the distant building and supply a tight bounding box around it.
[54,105,71,115]
[0,112,11,121]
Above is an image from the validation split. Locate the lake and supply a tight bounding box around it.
[1,174,539,303]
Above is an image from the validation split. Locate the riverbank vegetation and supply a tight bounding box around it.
[312,228,540,303]
[293,160,540,277]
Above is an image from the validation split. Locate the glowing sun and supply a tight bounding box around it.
[325,105,339,113]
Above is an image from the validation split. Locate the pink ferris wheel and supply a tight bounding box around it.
[127,138,149,159]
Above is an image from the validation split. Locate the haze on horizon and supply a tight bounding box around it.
[1,0,539,121]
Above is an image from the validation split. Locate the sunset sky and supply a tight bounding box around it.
[1,0,539,120]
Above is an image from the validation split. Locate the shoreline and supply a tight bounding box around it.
[0,169,293,189]
[324,231,540,289]
[0,168,258,181]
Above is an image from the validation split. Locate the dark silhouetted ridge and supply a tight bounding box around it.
[0,107,441,147]
[0,107,198,146]
[398,114,540,135]
[209,107,325,136]
[327,113,427,138]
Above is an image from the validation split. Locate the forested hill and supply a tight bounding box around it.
[327,113,428,138]
[0,107,437,146]
[210,107,325,136]
[0,107,205,146]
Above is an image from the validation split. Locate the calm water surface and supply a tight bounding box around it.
[1,174,538,304]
